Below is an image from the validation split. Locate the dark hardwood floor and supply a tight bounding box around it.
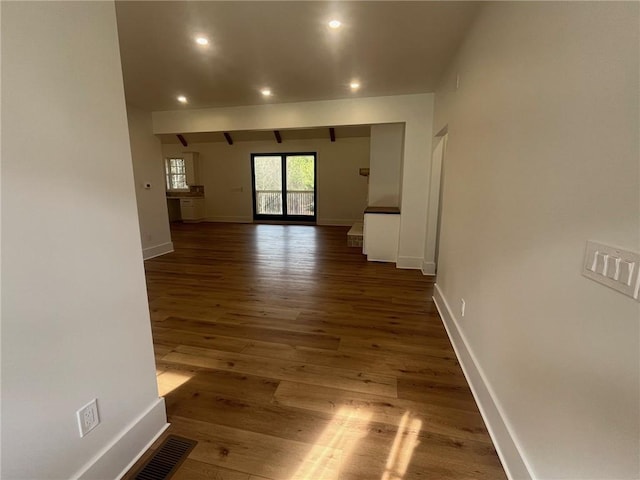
[130,222,506,480]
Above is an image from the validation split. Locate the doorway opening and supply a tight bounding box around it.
[251,153,317,222]
[432,132,448,272]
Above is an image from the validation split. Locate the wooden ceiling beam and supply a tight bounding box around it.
[177,134,188,147]
[274,130,282,143]
[329,127,336,142]
[223,132,233,145]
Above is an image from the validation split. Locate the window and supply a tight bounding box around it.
[165,158,188,190]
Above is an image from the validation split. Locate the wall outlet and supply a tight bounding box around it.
[76,399,100,437]
[461,299,466,317]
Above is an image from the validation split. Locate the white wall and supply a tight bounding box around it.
[432,2,639,479]
[1,3,167,479]
[127,104,174,259]
[162,137,370,225]
[368,123,404,207]
[153,93,434,268]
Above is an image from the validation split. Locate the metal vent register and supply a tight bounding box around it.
[134,435,197,480]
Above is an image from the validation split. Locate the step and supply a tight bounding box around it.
[347,222,364,247]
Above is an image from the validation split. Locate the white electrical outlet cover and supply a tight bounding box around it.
[76,399,100,437]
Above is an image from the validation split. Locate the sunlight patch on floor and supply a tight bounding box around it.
[156,368,195,397]
[291,406,372,480]
[382,411,422,480]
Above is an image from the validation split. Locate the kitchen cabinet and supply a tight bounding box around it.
[363,206,401,263]
[179,197,205,222]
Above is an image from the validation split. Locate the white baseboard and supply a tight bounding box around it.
[396,256,423,269]
[317,218,360,226]
[204,216,253,223]
[433,284,532,480]
[143,242,174,260]
[421,260,436,276]
[75,398,168,480]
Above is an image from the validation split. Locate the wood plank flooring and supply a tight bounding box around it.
[129,223,506,480]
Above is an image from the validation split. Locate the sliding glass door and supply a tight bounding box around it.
[251,153,316,222]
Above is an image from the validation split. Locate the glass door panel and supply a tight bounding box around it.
[253,155,283,215]
[285,155,315,217]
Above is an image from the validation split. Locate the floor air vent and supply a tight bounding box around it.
[134,435,197,480]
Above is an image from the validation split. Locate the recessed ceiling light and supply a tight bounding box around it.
[177,95,188,103]
[328,19,341,29]
[195,36,209,46]
[350,81,360,91]
[260,88,272,97]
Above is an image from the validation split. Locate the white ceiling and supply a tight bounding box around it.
[115,1,480,112]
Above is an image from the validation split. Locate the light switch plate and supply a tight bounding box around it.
[583,241,640,301]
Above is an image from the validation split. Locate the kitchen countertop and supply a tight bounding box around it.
[166,194,205,199]
[364,206,401,214]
